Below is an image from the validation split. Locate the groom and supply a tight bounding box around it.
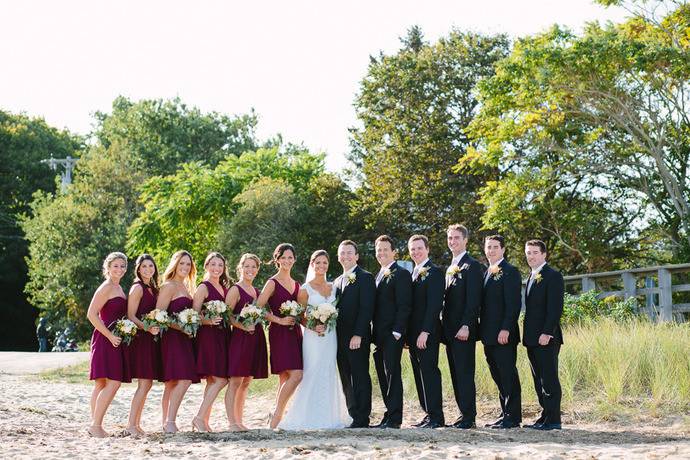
[334,239,375,428]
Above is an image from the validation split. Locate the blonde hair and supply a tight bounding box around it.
[236,253,261,279]
[102,252,127,279]
[162,250,197,295]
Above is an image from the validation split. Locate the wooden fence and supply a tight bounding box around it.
[563,263,690,321]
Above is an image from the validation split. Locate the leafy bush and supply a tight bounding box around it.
[563,291,637,325]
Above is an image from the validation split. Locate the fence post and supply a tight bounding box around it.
[582,276,596,292]
[645,276,656,319]
[658,268,673,322]
[621,271,638,312]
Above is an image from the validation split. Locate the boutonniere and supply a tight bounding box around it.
[488,265,503,281]
[533,272,543,284]
[383,268,396,284]
[417,266,430,282]
[346,272,357,285]
[446,263,469,287]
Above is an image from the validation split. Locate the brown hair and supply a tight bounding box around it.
[134,254,159,294]
[338,239,359,254]
[526,239,547,254]
[203,251,231,288]
[310,249,330,264]
[375,235,395,249]
[408,234,429,249]
[273,243,296,268]
[162,250,197,295]
[447,224,469,239]
[236,253,261,279]
[484,234,505,248]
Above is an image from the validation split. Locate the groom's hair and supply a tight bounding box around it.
[408,234,429,249]
[338,239,359,254]
[447,224,469,239]
[375,235,394,249]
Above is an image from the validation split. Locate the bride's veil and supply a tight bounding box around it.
[305,265,316,284]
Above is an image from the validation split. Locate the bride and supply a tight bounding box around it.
[278,250,351,430]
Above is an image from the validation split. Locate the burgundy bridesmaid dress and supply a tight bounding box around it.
[127,281,160,380]
[160,296,198,382]
[227,284,268,379]
[195,281,229,378]
[267,278,303,374]
[90,296,130,382]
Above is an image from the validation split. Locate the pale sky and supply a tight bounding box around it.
[0,1,627,170]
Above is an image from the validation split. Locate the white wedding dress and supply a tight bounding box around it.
[278,282,352,430]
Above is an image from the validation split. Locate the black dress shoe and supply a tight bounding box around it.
[524,416,546,428]
[382,422,401,429]
[533,422,561,431]
[372,418,388,428]
[413,415,430,427]
[420,420,444,429]
[348,422,370,428]
[453,419,476,429]
[490,420,520,429]
[484,417,504,428]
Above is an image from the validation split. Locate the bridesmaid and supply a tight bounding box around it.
[225,253,268,431]
[256,243,303,429]
[126,254,161,437]
[158,250,198,433]
[191,252,230,432]
[87,252,130,437]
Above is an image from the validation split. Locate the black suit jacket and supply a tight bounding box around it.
[442,253,483,342]
[335,265,376,340]
[408,260,444,338]
[373,261,412,345]
[522,264,564,347]
[480,259,521,346]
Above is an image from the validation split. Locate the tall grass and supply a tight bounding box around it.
[44,318,690,419]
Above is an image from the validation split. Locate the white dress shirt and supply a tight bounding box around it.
[412,258,430,281]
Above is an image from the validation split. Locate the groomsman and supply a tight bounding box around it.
[372,235,412,429]
[481,234,522,428]
[523,239,564,430]
[407,234,445,428]
[334,240,375,428]
[442,224,482,429]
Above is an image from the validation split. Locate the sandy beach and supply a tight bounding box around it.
[0,352,688,459]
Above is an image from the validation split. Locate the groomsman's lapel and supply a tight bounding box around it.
[527,263,548,298]
[415,259,433,283]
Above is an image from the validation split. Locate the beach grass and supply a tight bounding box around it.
[39,318,690,420]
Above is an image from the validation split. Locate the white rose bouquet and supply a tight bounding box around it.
[110,318,138,345]
[279,300,305,329]
[202,300,231,328]
[175,308,201,337]
[305,302,338,335]
[237,303,267,332]
[141,308,170,341]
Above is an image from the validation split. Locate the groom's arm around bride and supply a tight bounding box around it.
[334,240,375,428]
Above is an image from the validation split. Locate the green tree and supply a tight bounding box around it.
[349,27,510,259]
[94,96,260,175]
[462,2,690,271]
[22,97,260,339]
[126,146,327,268]
[0,110,82,350]
[217,173,365,283]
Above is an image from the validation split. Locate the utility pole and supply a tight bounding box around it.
[41,156,78,192]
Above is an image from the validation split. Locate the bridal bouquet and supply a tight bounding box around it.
[306,302,338,335]
[175,308,201,337]
[279,300,305,329]
[141,308,170,341]
[237,303,266,332]
[110,318,138,345]
[202,300,231,327]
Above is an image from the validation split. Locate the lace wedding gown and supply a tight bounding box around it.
[278,282,352,430]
